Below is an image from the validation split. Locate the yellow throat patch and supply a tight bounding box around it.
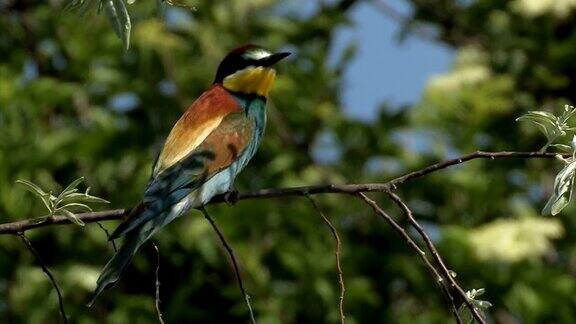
[223,66,276,97]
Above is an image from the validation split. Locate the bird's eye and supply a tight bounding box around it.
[243,49,272,61]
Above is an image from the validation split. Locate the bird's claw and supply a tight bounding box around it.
[223,190,239,205]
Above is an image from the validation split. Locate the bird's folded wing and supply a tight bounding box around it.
[110,85,256,239]
[152,84,243,177]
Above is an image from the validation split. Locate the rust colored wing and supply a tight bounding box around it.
[152,84,242,177]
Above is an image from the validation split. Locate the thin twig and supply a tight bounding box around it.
[356,193,463,324]
[384,191,486,324]
[96,222,117,252]
[200,207,256,324]
[0,151,566,234]
[152,242,165,324]
[305,196,346,324]
[17,232,68,324]
[0,209,127,235]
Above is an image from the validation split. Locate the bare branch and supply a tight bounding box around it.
[0,209,127,235]
[96,222,117,252]
[17,232,68,324]
[356,193,463,324]
[200,207,256,324]
[152,242,165,324]
[0,151,564,235]
[305,196,346,324]
[384,191,486,324]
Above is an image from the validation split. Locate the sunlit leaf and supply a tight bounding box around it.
[543,161,576,215]
[458,287,492,324]
[516,110,570,142]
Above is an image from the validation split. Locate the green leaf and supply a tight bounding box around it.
[16,179,47,197]
[60,209,85,226]
[60,193,110,204]
[16,180,54,213]
[58,177,85,199]
[57,202,93,213]
[517,111,562,140]
[543,161,576,215]
[550,144,572,152]
[102,0,131,50]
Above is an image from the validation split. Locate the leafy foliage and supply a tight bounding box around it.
[517,105,576,215]
[459,288,492,324]
[16,177,109,225]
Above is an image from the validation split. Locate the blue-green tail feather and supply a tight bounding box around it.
[87,227,147,307]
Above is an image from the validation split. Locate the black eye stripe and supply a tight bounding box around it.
[214,56,263,83]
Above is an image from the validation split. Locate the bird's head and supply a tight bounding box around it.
[214,44,290,98]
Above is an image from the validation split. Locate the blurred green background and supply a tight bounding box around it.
[2,0,576,322]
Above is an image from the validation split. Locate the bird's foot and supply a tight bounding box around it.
[223,190,239,205]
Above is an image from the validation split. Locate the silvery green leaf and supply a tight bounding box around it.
[516,111,557,126]
[471,288,485,297]
[460,288,491,323]
[476,300,493,309]
[543,161,576,215]
[60,209,85,226]
[16,180,54,213]
[61,193,110,204]
[543,193,570,216]
[57,203,93,213]
[127,0,135,4]
[16,179,47,196]
[102,0,131,50]
[550,144,572,152]
[59,177,85,198]
[562,105,576,119]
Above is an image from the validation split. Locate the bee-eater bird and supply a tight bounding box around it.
[88,44,290,305]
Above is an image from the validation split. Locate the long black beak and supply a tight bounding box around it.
[258,52,291,67]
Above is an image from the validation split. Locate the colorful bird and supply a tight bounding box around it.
[88,44,290,305]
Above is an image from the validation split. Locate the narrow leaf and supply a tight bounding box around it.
[57,203,93,213]
[60,193,110,204]
[102,0,131,50]
[60,209,85,226]
[16,180,54,213]
[543,161,576,215]
[550,144,572,152]
[59,177,85,198]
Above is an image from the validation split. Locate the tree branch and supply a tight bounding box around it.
[152,242,165,324]
[0,210,127,235]
[17,232,68,324]
[200,207,256,324]
[96,222,117,252]
[356,193,463,324]
[384,191,486,323]
[306,196,346,324]
[0,151,563,235]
